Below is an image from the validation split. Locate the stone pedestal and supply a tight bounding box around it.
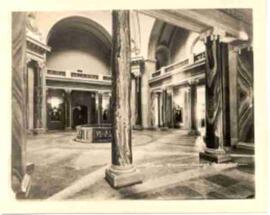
[199,150,231,163]
[33,127,46,134]
[133,125,143,130]
[105,165,142,188]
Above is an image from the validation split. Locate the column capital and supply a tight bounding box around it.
[64,89,72,94]
[231,43,253,54]
[200,27,249,44]
[188,79,199,86]
[26,56,32,65]
[37,60,46,69]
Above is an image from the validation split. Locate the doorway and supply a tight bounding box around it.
[72,105,88,128]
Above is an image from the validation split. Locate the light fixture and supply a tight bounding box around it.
[48,97,63,108]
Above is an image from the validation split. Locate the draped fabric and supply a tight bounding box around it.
[12,12,27,192]
[204,36,230,149]
[237,49,254,143]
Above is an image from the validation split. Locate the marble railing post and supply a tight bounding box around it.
[105,10,142,188]
[199,34,231,163]
[188,80,200,135]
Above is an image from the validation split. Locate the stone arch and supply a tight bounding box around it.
[190,36,205,55]
[148,20,165,61]
[46,15,112,49]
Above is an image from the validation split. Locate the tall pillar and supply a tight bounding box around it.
[199,34,231,163]
[188,81,200,135]
[95,92,102,125]
[134,75,142,129]
[98,92,102,125]
[130,76,136,127]
[12,12,34,198]
[157,92,162,127]
[228,46,238,147]
[33,61,46,133]
[142,59,156,128]
[161,89,169,129]
[153,92,159,128]
[64,89,72,130]
[105,10,142,188]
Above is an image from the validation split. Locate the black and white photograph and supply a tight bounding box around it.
[11,9,257,201]
[0,0,267,212]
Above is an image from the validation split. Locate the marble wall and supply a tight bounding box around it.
[237,48,254,143]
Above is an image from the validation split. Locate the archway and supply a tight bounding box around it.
[46,16,112,130]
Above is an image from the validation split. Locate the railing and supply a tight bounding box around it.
[71,72,99,80]
[47,69,66,77]
[103,75,112,81]
[194,52,206,63]
[46,69,112,82]
[166,59,189,73]
[151,52,206,79]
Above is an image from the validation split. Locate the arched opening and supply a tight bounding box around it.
[155,45,170,70]
[47,16,111,75]
[46,16,112,130]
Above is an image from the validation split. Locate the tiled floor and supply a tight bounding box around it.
[26,129,255,200]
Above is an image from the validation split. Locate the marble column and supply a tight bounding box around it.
[188,81,200,135]
[152,92,159,128]
[199,35,231,163]
[95,92,102,125]
[98,92,102,125]
[105,10,142,188]
[12,12,34,198]
[228,46,238,147]
[134,75,143,129]
[161,89,169,129]
[130,76,136,127]
[157,92,162,127]
[142,59,156,128]
[32,61,46,133]
[64,89,72,130]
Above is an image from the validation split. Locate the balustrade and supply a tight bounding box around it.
[151,52,205,79]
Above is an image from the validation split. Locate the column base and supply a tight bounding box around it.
[65,127,72,131]
[199,149,231,163]
[133,125,143,130]
[33,128,46,135]
[188,129,200,136]
[105,165,143,188]
[160,126,169,131]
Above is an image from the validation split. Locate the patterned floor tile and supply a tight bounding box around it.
[205,174,239,188]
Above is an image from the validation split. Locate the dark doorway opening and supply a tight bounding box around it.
[72,105,88,128]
